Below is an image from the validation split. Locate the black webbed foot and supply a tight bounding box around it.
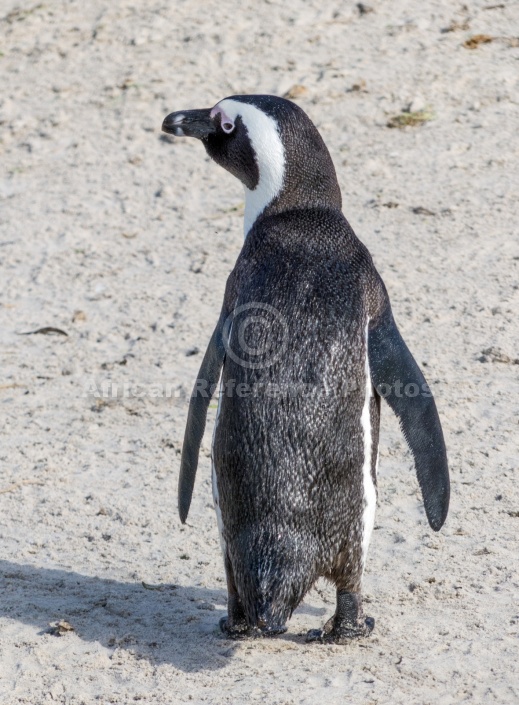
[305,616,374,643]
[220,616,287,639]
[219,615,255,639]
[219,592,254,639]
[306,590,374,643]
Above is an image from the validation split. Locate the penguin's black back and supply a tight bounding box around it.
[213,207,382,625]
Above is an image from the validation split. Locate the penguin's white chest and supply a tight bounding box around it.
[211,376,226,557]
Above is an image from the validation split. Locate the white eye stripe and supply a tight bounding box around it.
[212,99,285,237]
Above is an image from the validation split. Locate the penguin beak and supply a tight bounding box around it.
[162,109,216,139]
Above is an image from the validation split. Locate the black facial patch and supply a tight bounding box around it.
[204,115,260,191]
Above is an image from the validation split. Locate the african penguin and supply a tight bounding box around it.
[162,95,449,642]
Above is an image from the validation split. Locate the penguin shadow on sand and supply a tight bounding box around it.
[0,559,254,672]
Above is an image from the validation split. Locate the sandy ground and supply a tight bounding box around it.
[1,0,518,703]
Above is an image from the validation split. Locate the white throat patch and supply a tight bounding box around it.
[212,99,285,237]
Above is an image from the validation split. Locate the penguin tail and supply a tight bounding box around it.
[232,528,316,634]
[242,573,300,635]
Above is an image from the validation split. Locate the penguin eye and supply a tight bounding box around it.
[222,121,235,134]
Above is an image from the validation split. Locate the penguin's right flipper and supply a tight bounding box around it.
[178,314,227,524]
[368,304,450,531]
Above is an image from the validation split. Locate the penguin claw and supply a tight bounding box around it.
[305,617,375,644]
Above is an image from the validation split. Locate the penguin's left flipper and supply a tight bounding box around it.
[368,304,450,531]
[178,308,229,524]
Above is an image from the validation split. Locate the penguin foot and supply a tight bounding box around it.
[306,590,375,643]
[257,623,288,638]
[220,616,287,639]
[305,616,374,643]
[219,615,254,639]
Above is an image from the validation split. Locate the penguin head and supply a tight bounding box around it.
[163,95,342,234]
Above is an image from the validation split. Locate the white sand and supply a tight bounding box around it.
[1,1,518,703]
